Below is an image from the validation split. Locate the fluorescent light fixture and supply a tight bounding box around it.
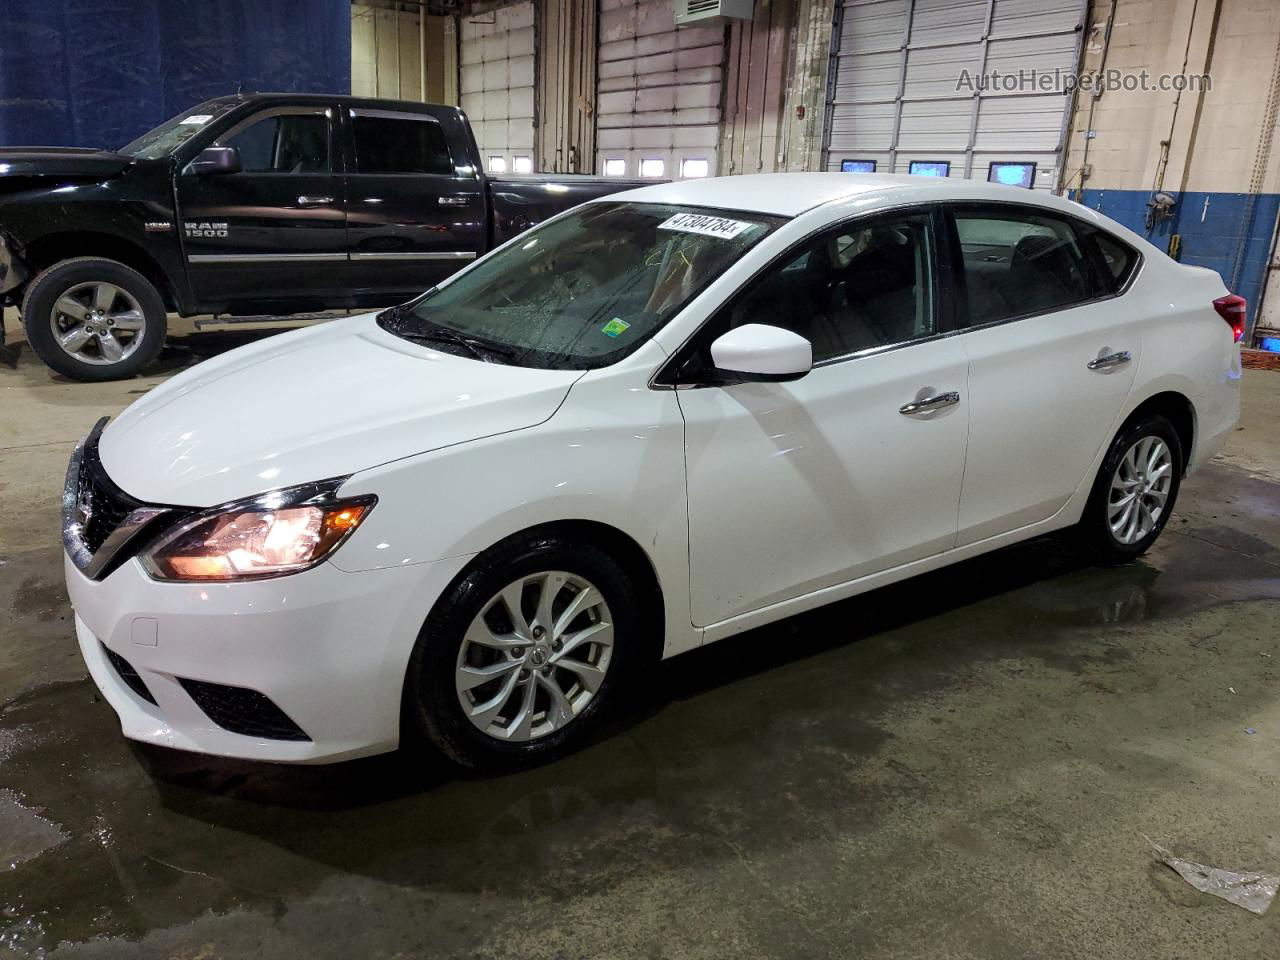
[640,158,665,178]
[840,159,876,173]
[487,156,507,173]
[513,156,533,174]
[988,161,1036,189]
[680,158,710,178]
[603,158,627,176]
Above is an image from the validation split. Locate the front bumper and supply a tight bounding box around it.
[0,232,29,298]
[67,551,470,763]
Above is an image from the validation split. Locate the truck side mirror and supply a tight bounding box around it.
[187,146,241,176]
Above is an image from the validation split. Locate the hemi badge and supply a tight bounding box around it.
[144,222,172,233]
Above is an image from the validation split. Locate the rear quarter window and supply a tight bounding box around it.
[1087,229,1140,294]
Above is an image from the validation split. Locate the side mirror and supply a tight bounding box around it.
[187,146,241,176]
[709,323,812,383]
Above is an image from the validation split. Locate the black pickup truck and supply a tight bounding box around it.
[0,93,646,380]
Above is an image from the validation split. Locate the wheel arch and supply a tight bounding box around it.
[438,519,668,665]
[1119,390,1196,473]
[21,232,180,311]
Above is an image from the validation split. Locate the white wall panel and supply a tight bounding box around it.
[595,0,724,180]
[461,1,536,172]
[825,0,1086,188]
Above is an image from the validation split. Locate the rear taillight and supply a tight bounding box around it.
[1213,294,1247,342]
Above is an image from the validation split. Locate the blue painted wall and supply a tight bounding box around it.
[1078,188,1279,330]
[0,0,351,151]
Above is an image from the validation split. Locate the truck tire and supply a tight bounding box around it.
[22,258,167,381]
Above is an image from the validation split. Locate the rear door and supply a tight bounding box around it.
[342,107,487,306]
[947,202,1142,545]
[176,103,347,310]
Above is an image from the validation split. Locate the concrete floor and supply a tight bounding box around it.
[3,321,1280,958]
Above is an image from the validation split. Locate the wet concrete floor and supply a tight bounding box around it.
[3,332,1280,958]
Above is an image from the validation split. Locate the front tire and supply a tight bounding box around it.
[404,532,639,770]
[21,257,167,381]
[1078,414,1184,564]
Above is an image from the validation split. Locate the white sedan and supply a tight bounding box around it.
[63,173,1242,768]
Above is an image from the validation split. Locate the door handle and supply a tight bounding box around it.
[438,195,473,207]
[1087,350,1132,370]
[296,195,334,206]
[899,391,961,416]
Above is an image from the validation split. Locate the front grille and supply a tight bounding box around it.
[101,643,158,706]
[178,678,311,742]
[77,454,138,554]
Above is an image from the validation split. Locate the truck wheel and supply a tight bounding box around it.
[22,258,167,381]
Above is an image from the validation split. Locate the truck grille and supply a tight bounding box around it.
[178,678,312,742]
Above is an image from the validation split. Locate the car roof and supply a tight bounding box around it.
[602,172,1085,219]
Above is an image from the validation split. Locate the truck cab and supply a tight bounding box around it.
[0,93,646,380]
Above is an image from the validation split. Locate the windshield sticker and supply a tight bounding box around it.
[601,318,631,338]
[180,115,214,126]
[658,213,754,240]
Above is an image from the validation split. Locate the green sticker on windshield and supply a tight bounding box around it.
[602,317,631,338]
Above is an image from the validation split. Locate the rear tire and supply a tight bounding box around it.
[1077,414,1184,564]
[404,532,640,770]
[22,257,167,381]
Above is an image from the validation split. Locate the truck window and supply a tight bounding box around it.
[351,114,454,176]
[221,112,330,174]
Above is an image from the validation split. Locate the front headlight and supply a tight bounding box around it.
[141,480,375,582]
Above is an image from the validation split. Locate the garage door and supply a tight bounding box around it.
[596,0,724,181]
[460,1,536,174]
[824,0,1086,189]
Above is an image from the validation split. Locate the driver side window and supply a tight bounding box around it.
[723,212,936,364]
[219,111,330,174]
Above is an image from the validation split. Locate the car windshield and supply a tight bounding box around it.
[379,202,784,370]
[119,100,240,159]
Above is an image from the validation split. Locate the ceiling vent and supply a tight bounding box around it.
[676,0,754,25]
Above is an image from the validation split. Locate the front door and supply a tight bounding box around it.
[176,103,347,311]
[674,210,970,627]
[947,203,1141,545]
[343,107,487,306]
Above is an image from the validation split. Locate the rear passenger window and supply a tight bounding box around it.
[1087,229,1139,293]
[351,114,454,175]
[953,206,1094,325]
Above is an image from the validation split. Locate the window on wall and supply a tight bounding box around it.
[488,156,508,173]
[351,114,454,175]
[715,213,936,363]
[952,206,1095,324]
[513,156,533,174]
[988,162,1036,189]
[909,161,949,177]
[222,112,330,174]
[603,158,627,176]
[640,158,665,178]
[840,159,876,173]
[681,158,710,178]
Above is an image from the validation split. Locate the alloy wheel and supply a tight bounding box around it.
[48,282,146,365]
[455,570,614,742]
[1108,435,1173,545]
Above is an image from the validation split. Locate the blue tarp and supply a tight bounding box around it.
[0,0,351,149]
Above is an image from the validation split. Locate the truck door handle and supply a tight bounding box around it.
[438,195,472,207]
[899,391,961,416]
[1087,350,1132,370]
[296,195,334,206]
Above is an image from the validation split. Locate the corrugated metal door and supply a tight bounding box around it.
[461,2,536,174]
[824,0,1086,189]
[596,0,724,180]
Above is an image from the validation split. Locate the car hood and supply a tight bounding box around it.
[0,146,134,179]
[99,314,583,507]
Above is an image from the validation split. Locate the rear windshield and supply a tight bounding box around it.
[380,202,785,370]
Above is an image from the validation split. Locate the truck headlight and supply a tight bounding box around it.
[141,481,375,582]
